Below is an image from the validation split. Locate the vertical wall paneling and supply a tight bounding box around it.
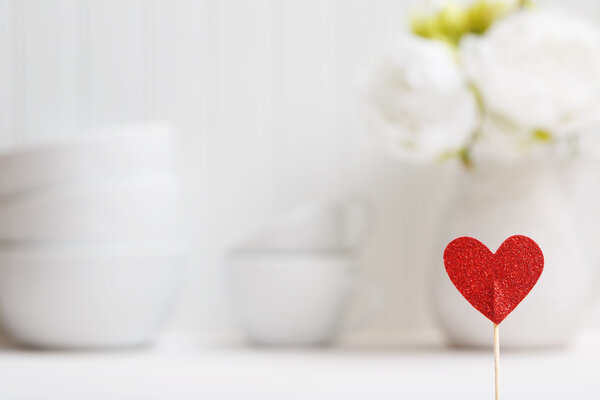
[334,0,393,181]
[153,0,206,153]
[0,0,14,148]
[272,0,336,209]
[11,0,23,145]
[323,0,339,194]
[270,0,285,211]
[153,0,211,331]
[256,0,275,217]
[88,0,145,126]
[143,0,156,120]
[334,0,394,191]
[214,0,268,233]
[21,0,80,143]
[78,0,90,130]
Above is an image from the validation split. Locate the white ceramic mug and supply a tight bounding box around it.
[238,196,376,252]
[226,250,380,346]
[226,195,379,346]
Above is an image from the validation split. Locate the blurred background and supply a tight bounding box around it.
[2,0,600,398]
[0,0,466,340]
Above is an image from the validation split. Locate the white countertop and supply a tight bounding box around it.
[0,332,597,399]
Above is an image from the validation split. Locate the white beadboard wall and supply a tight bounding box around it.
[1,0,600,338]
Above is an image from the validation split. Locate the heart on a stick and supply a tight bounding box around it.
[443,235,544,325]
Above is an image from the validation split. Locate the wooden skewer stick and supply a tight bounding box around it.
[494,323,500,400]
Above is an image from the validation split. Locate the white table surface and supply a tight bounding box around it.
[0,331,597,400]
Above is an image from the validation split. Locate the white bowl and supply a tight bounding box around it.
[0,121,179,198]
[0,242,186,349]
[0,174,184,241]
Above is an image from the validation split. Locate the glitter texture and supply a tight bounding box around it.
[443,235,544,325]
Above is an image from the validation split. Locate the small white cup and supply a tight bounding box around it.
[226,250,380,346]
[239,196,376,252]
[226,196,379,346]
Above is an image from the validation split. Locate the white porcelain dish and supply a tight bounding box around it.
[0,174,184,241]
[0,242,187,349]
[0,121,180,198]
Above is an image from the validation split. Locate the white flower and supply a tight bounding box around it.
[470,115,554,162]
[461,9,600,137]
[364,35,478,161]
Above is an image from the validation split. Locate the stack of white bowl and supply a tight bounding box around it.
[0,122,186,349]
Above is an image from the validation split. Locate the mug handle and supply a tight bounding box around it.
[338,195,377,252]
[344,277,384,330]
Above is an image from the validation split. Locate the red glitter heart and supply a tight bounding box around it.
[443,235,544,325]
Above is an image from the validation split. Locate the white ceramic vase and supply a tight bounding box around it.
[433,158,593,348]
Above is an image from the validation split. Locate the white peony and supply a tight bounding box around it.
[470,114,555,162]
[460,9,600,137]
[364,35,478,161]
